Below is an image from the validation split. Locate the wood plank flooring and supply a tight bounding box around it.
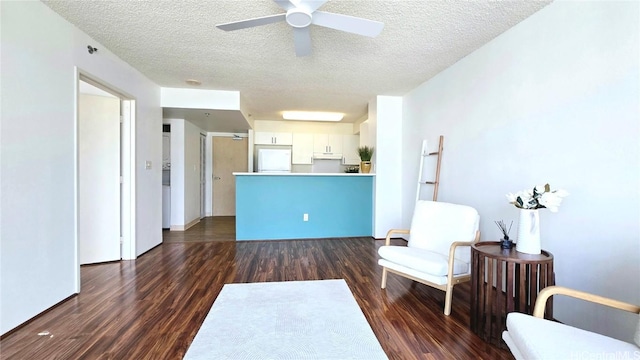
[1,217,513,359]
[163,216,236,242]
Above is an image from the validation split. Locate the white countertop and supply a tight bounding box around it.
[233,172,375,176]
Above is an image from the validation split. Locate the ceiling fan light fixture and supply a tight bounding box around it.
[282,111,344,122]
[286,9,312,28]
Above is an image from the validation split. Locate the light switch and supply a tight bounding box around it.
[145,161,152,170]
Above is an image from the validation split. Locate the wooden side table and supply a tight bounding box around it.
[470,242,555,348]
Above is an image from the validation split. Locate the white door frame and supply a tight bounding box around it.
[120,99,135,261]
[74,69,136,292]
[200,133,206,219]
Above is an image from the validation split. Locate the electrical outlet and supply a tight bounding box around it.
[303,213,309,222]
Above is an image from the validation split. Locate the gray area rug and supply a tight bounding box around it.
[183,279,388,359]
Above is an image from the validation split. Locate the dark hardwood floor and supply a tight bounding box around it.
[1,217,512,359]
[163,216,236,242]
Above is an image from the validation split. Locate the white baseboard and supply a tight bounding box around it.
[170,218,200,231]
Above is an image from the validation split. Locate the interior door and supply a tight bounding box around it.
[200,133,206,218]
[213,136,248,216]
[79,92,121,264]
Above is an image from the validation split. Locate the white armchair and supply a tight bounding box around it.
[377,200,480,315]
[503,286,640,359]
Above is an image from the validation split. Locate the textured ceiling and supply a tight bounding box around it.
[44,0,551,125]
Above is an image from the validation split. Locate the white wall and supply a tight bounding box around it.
[184,122,203,224]
[402,1,639,341]
[372,96,403,238]
[170,119,186,227]
[367,99,378,156]
[169,119,203,228]
[161,88,240,110]
[359,121,370,147]
[0,1,162,334]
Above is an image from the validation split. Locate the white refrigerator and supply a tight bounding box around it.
[258,149,292,173]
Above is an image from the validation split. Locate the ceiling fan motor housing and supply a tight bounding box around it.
[286,9,312,28]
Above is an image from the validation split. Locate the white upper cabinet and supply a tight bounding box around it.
[255,132,293,145]
[313,134,343,154]
[329,135,343,154]
[292,133,314,164]
[342,135,360,165]
[275,132,293,145]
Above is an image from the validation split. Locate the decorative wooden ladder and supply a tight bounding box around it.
[416,135,444,202]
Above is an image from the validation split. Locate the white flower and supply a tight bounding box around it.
[538,192,563,212]
[517,191,534,209]
[506,183,568,212]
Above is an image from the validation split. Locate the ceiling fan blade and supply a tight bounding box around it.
[293,27,312,57]
[298,0,328,13]
[217,14,286,31]
[312,11,384,37]
[273,0,296,11]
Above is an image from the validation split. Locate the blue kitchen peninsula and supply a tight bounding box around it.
[233,173,374,240]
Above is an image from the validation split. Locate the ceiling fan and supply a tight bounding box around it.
[216,0,384,57]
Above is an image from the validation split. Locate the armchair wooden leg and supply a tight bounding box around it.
[444,284,454,316]
[381,268,388,289]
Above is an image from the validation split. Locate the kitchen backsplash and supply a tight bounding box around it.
[291,162,355,174]
[311,159,341,173]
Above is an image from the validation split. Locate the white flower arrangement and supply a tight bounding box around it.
[506,184,569,212]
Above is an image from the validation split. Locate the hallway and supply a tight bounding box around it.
[163,216,236,242]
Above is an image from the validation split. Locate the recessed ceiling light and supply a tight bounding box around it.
[282,111,344,122]
[185,79,201,86]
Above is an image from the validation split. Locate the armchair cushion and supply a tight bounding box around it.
[504,312,639,359]
[407,201,479,263]
[378,246,469,276]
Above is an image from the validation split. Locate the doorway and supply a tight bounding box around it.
[76,72,135,279]
[78,82,120,265]
[212,136,248,216]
